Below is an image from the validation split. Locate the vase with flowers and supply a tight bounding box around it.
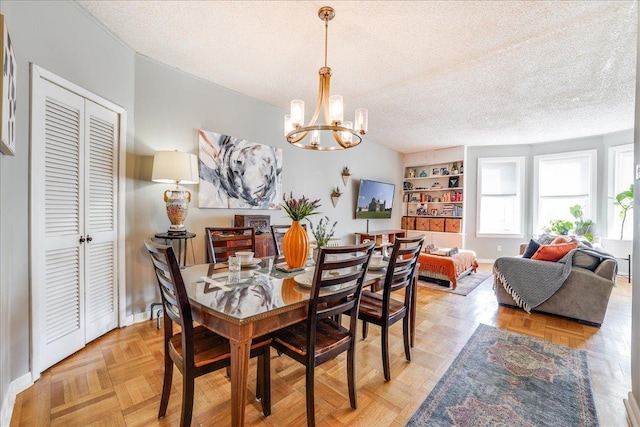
[280,192,321,268]
[309,216,337,262]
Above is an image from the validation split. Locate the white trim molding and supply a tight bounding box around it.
[0,373,33,426]
[625,392,640,426]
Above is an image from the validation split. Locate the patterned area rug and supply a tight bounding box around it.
[418,271,492,296]
[407,324,598,427]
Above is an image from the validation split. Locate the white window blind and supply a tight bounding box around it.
[609,144,633,240]
[477,157,525,236]
[534,150,596,233]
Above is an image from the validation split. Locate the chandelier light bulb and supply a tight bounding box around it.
[284,114,294,137]
[291,99,305,127]
[311,130,321,147]
[355,108,368,134]
[342,121,353,145]
[329,95,344,123]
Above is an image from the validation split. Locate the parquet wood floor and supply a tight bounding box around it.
[11,263,631,426]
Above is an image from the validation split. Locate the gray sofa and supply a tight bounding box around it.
[494,243,617,326]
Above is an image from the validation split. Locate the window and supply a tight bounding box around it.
[609,144,634,240]
[534,150,596,234]
[477,157,525,236]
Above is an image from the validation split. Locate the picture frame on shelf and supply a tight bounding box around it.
[448,176,459,188]
[430,209,438,216]
[440,167,449,175]
[432,168,439,175]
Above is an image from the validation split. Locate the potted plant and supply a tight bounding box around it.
[280,192,321,268]
[613,185,634,240]
[547,219,573,236]
[310,216,337,248]
[569,204,595,242]
[341,166,351,186]
[331,186,342,207]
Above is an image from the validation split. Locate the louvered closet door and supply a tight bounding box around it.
[31,81,87,373]
[31,71,120,374]
[84,100,118,342]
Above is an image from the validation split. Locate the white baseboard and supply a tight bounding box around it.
[625,391,640,426]
[0,372,34,426]
[125,307,162,327]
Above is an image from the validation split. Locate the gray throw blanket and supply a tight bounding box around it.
[493,245,616,313]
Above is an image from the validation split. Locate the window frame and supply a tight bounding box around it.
[608,143,634,240]
[533,149,597,234]
[476,156,526,238]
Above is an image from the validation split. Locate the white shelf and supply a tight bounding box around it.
[404,173,463,180]
[405,201,463,205]
[405,187,463,192]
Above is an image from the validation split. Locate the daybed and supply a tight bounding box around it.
[417,249,478,289]
[493,238,617,326]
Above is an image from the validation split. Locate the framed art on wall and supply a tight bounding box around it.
[198,129,283,209]
[0,14,16,156]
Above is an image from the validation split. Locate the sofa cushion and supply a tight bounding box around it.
[531,241,578,262]
[572,251,601,271]
[522,239,541,259]
[536,233,558,245]
[551,236,574,244]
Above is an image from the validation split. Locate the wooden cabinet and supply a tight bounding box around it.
[355,230,406,250]
[402,160,464,235]
[255,233,275,258]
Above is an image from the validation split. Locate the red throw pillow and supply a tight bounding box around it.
[531,241,578,262]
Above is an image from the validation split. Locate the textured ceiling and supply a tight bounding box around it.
[76,1,637,153]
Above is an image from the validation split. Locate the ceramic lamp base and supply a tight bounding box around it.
[164,188,191,233]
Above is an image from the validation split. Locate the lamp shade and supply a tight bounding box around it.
[151,151,199,184]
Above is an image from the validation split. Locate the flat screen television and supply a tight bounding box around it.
[355,179,395,219]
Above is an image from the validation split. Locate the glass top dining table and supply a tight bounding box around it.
[180,257,413,427]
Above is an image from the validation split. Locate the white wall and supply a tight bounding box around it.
[0,0,135,418]
[130,55,404,314]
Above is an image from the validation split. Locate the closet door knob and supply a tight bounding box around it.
[79,236,86,243]
[86,235,93,242]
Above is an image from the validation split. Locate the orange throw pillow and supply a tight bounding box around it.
[531,241,578,262]
[551,236,573,244]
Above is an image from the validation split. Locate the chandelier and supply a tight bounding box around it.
[284,6,368,151]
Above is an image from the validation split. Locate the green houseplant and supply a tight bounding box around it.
[309,216,337,248]
[613,185,634,240]
[547,219,573,236]
[569,204,594,242]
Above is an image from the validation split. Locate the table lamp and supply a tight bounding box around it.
[151,150,199,234]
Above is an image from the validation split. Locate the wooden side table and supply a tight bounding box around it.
[154,232,196,268]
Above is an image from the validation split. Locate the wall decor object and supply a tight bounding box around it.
[0,15,16,156]
[234,214,271,234]
[199,130,283,209]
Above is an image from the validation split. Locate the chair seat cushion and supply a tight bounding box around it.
[272,319,350,357]
[170,325,270,368]
[358,290,405,320]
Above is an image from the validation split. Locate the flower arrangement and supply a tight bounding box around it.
[309,216,337,247]
[331,186,342,197]
[341,166,351,176]
[280,192,321,221]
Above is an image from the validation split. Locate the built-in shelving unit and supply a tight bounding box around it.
[402,160,464,235]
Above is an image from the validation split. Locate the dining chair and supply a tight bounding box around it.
[358,235,424,382]
[271,241,376,426]
[270,223,307,260]
[205,226,256,263]
[144,239,272,427]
